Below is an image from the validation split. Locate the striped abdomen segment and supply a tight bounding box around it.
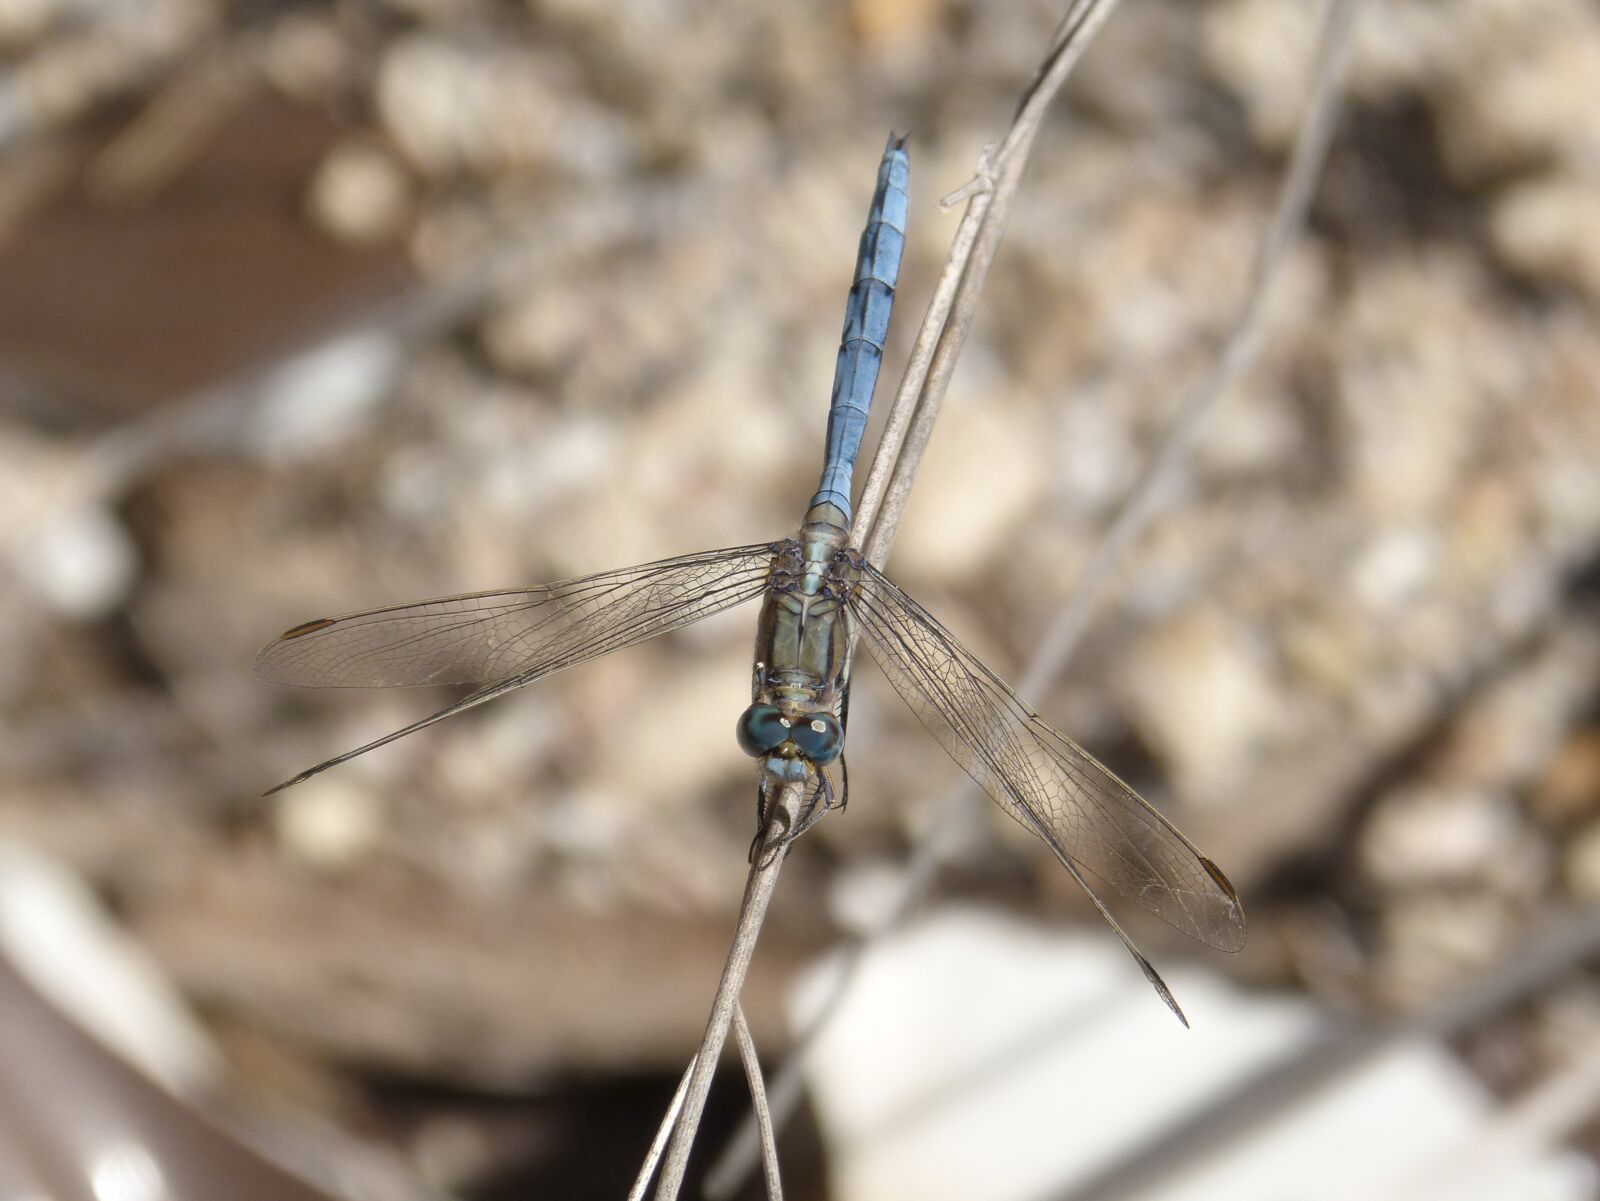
[809,133,909,525]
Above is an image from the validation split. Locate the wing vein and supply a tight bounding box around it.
[847,562,1244,952]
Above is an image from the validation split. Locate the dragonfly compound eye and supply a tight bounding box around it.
[789,712,842,764]
[736,704,792,757]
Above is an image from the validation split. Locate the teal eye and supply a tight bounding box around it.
[736,704,792,757]
[789,712,842,764]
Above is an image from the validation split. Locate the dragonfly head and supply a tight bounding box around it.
[736,704,842,767]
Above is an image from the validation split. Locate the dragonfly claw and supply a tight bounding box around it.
[750,768,843,865]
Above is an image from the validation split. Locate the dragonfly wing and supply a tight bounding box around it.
[255,543,778,688]
[256,542,778,793]
[847,561,1246,955]
[263,673,537,795]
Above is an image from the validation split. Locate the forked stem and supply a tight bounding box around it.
[649,783,801,1199]
[732,1003,783,1200]
[628,1056,697,1201]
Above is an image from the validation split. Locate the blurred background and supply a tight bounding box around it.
[2,0,1600,1198]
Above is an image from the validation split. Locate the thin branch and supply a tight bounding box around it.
[701,815,969,1200]
[705,0,1361,1189]
[704,1041,809,1201]
[860,0,1126,569]
[650,782,802,1200]
[1020,0,1359,698]
[627,1054,697,1201]
[732,1003,784,1201]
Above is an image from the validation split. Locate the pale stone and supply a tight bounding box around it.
[261,11,349,102]
[1278,604,1373,701]
[1120,607,1282,804]
[892,386,1050,585]
[480,284,589,378]
[1360,785,1523,889]
[1333,253,1517,521]
[1440,629,1600,785]
[15,502,136,620]
[377,36,631,177]
[793,906,1534,1201]
[1563,823,1600,902]
[1201,0,1320,149]
[1491,173,1600,301]
[274,781,382,869]
[1053,383,1136,513]
[1378,893,1515,1006]
[1347,524,1439,613]
[1434,0,1600,178]
[849,0,945,49]
[0,0,62,45]
[828,859,915,935]
[586,647,752,811]
[0,844,221,1094]
[251,330,401,457]
[306,140,411,244]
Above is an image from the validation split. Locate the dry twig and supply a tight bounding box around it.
[627,1055,697,1201]
[856,0,1125,565]
[650,786,800,1199]
[732,1003,783,1201]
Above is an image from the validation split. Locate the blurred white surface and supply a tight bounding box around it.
[16,500,138,619]
[251,329,401,458]
[0,841,220,1094]
[792,906,1587,1201]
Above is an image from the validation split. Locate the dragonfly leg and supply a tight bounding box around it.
[749,779,773,864]
[836,683,852,813]
[750,763,843,863]
[750,776,798,866]
[787,769,837,845]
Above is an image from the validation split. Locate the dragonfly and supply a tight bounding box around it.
[256,135,1245,1022]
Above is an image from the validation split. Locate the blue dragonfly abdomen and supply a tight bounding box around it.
[808,134,910,527]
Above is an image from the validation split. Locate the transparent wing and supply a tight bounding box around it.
[255,543,778,793]
[255,543,778,688]
[848,561,1245,955]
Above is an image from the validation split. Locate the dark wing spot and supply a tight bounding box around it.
[280,617,338,639]
[1200,856,1240,904]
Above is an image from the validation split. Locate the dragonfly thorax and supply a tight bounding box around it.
[744,541,852,779]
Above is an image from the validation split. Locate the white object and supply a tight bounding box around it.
[0,842,219,1095]
[792,905,1578,1201]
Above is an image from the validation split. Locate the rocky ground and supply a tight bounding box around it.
[2,0,1599,1194]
